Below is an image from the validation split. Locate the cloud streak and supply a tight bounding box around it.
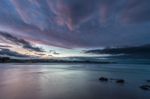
[0,48,29,58]
[0,32,44,52]
[0,0,149,49]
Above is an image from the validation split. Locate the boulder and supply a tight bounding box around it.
[140,85,150,91]
[146,80,150,83]
[99,77,108,82]
[116,79,125,84]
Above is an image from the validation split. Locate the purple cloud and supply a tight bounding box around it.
[0,0,149,49]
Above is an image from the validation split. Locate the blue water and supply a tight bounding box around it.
[0,59,150,99]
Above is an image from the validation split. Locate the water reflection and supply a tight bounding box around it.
[0,64,150,99]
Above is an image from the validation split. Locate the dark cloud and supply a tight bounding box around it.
[0,32,44,52]
[0,45,11,48]
[49,50,60,55]
[84,44,150,58]
[37,53,46,56]
[0,0,150,49]
[0,48,29,58]
[53,52,60,55]
[48,0,117,30]
[121,0,150,23]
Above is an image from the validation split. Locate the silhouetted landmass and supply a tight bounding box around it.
[0,57,11,63]
[85,44,150,58]
[0,56,114,64]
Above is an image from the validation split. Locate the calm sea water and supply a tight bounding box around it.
[0,59,150,99]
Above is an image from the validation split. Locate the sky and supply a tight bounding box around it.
[0,0,150,58]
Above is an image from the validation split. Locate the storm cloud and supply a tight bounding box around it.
[0,32,44,52]
[0,0,150,48]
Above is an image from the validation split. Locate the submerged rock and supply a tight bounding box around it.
[99,77,108,82]
[146,80,150,83]
[116,79,125,84]
[140,85,150,91]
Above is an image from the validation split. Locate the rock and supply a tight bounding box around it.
[140,85,150,91]
[99,77,108,82]
[116,79,125,84]
[146,80,150,82]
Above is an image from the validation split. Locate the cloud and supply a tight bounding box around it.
[48,0,100,30]
[0,32,44,52]
[84,44,150,58]
[49,50,60,55]
[0,0,149,49]
[0,48,29,58]
[121,0,150,23]
[0,45,11,48]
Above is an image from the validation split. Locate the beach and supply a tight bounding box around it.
[0,61,150,99]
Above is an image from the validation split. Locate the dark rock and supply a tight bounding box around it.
[116,79,125,84]
[99,77,108,82]
[140,85,150,91]
[146,80,150,82]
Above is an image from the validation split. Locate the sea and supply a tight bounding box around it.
[0,58,150,99]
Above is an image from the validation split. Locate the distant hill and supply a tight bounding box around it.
[0,56,114,64]
[85,44,150,58]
